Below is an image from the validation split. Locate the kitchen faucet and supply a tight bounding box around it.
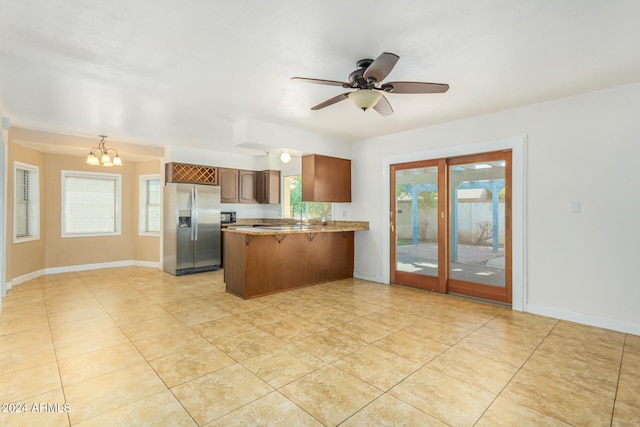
[294,202,304,224]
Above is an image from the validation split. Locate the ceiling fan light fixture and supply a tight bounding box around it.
[348,89,382,111]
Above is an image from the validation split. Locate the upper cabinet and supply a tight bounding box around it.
[219,168,239,203]
[302,154,351,202]
[256,170,281,204]
[238,170,257,204]
[169,163,281,205]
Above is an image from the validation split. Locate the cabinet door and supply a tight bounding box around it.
[219,168,238,203]
[255,171,266,204]
[302,154,351,202]
[266,170,281,204]
[238,170,257,203]
[255,170,281,204]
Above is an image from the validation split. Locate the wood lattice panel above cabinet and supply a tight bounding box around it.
[165,162,218,185]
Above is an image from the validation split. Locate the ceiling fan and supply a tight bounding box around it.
[292,52,449,116]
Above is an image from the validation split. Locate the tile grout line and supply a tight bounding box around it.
[66,272,191,426]
[117,276,203,427]
[469,315,560,425]
[40,273,75,427]
[610,334,628,427]
[178,288,325,425]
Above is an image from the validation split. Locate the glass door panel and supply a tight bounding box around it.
[448,152,511,303]
[449,160,506,286]
[391,161,443,292]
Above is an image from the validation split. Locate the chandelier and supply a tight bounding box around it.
[86,135,122,167]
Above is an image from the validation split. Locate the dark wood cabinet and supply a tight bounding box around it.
[256,170,281,204]
[224,231,354,299]
[219,168,239,203]
[238,170,257,203]
[302,154,351,202]
[219,168,281,205]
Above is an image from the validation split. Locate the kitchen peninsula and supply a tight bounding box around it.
[222,221,368,298]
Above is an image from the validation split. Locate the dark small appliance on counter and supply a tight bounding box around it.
[221,211,236,224]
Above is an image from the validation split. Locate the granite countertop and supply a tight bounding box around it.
[223,220,369,235]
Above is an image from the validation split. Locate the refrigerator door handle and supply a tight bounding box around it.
[192,186,199,241]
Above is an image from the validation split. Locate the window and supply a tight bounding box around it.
[62,171,121,237]
[139,175,161,235]
[283,175,333,220]
[14,162,40,243]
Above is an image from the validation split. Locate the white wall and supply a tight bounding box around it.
[351,81,640,334]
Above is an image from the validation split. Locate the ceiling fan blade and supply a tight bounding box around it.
[311,92,350,110]
[291,77,351,87]
[383,81,449,94]
[363,52,399,83]
[373,94,393,116]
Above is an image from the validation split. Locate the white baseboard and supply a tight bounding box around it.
[133,260,160,268]
[351,273,640,335]
[9,261,162,287]
[45,260,135,275]
[353,272,383,283]
[11,269,46,286]
[527,303,640,335]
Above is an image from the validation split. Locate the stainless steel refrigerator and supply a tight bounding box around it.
[163,183,221,275]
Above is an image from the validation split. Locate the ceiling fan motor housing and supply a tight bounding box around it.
[350,58,384,86]
[356,58,374,69]
[348,68,366,86]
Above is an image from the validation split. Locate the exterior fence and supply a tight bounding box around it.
[397,200,505,246]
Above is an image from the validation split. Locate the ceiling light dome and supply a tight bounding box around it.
[280,151,291,164]
[348,89,382,111]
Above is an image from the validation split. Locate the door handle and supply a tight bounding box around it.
[390,223,394,233]
[193,187,198,241]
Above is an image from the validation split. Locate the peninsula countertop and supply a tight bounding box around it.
[222,220,369,235]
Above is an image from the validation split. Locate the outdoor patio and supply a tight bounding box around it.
[396,242,505,287]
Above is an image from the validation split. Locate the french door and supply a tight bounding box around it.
[390,150,512,304]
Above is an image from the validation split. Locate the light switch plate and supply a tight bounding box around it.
[571,201,581,214]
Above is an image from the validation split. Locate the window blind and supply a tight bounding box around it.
[14,164,40,241]
[63,172,121,235]
[144,178,161,233]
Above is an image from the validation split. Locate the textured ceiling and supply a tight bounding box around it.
[1,0,640,156]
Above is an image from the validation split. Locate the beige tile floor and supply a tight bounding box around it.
[0,266,639,426]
